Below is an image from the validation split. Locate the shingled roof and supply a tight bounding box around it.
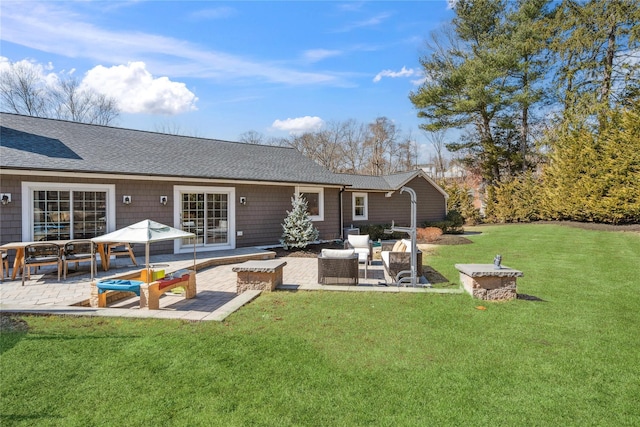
[339,170,425,190]
[0,113,347,186]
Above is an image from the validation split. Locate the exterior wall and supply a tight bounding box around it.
[0,173,343,257]
[344,176,446,229]
[234,185,341,246]
[0,174,22,245]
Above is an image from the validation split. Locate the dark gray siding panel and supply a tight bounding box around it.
[345,176,446,228]
[1,174,342,254]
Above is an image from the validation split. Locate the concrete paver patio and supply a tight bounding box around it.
[1,247,456,321]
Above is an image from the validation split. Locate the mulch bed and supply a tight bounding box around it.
[268,234,472,259]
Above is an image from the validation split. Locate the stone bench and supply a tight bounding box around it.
[232,260,287,294]
[455,263,523,301]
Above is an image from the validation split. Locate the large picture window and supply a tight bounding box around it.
[296,186,324,222]
[352,192,368,221]
[22,182,115,241]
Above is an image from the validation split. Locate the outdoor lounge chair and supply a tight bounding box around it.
[317,248,359,285]
[62,240,97,279]
[344,234,373,265]
[22,242,62,285]
[380,239,423,281]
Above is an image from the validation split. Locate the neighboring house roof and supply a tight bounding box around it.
[0,113,347,186]
[338,170,448,198]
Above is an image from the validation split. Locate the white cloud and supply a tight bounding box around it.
[0,57,58,86]
[334,12,393,33]
[303,49,342,63]
[0,2,343,86]
[82,62,198,115]
[271,116,325,134]
[0,57,197,115]
[188,6,236,20]
[373,66,416,83]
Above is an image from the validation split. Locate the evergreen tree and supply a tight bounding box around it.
[541,108,640,224]
[410,0,549,184]
[280,196,320,250]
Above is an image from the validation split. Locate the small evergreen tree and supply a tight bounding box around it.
[280,196,319,250]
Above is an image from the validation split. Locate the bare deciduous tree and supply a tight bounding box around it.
[0,61,49,116]
[52,77,119,126]
[0,59,119,125]
[424,129,449,180]
[238,130,265,144]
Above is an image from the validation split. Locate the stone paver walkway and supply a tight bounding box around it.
[1,247,460,321]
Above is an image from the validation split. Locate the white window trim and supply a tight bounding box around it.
[21,182,116,241]
[352,192,368,221]
[173,185,236,253]
[295,186,324,222]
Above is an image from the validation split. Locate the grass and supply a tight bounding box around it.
[1,224,639,426]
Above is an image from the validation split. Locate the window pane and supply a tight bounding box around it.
[73,191,107,238]
[181,193,205,245]
[34,190,70,240]
[303,192,319,216]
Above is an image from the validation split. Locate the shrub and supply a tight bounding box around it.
[424,210,465,234]
[358,224,405,241]
[439,179,482,225]
[417,227,443,242]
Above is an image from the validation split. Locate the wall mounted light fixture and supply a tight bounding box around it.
[160,196,168,205]
[123,195,132,204]
[239,196,247,205]
[1,193,11,205]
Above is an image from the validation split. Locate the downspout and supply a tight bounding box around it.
[339,186,345,240]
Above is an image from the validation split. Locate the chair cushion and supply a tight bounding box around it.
[321,249,355,258]
[392,240,406,252]
[26,256,59,263]
[347,234,370,248]
[401,239,412,252]
[381,251,390,267]
[65,253,92,260]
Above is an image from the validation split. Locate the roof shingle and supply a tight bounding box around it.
[0,113,347,186]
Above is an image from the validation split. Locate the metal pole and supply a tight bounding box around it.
[399,186,417,287]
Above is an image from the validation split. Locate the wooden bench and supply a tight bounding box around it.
[232,260,287,294]
[140,271,196,310]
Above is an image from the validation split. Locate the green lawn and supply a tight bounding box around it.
[2,224,639,426]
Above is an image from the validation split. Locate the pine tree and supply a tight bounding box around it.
[280,196,319,250]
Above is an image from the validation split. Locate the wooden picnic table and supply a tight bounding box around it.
[0,240,110,280]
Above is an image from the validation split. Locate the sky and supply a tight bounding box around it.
[1,1,455,163]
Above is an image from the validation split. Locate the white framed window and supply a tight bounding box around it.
[174,185,235,253]
[296,186,324,222]
[22,182,116,241]
[352,192,368,221]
